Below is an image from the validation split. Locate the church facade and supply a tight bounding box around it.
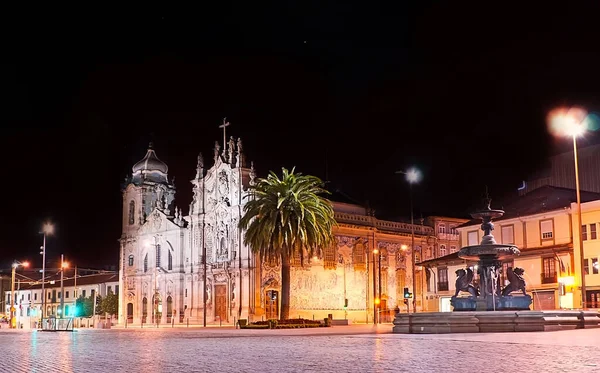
[118,135,437,325]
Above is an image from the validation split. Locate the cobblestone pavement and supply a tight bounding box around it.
[0,325,598,372]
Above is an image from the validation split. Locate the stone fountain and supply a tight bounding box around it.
[451,197,532,311]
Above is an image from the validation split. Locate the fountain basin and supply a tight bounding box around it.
[458,244,520,262]
[451,295,532,311]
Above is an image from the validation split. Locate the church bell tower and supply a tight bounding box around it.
[121,142,176,237]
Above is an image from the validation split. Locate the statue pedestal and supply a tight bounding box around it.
[450,296,476,311]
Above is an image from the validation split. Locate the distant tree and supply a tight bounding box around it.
[100,289,118,316]
[75,296,93,317]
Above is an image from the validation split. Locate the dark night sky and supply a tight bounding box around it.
[3,2,600,268]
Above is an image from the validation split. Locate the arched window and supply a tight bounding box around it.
[168,251,173,271]
[128,255,134,266]
[450,246,457,253]
[439,244,447,257]
[144,254,148,273]
[156,244,161,268]
[142,297,148,323]
[128,200,135,225]
[439,224,446,234]
[166,296,173,323]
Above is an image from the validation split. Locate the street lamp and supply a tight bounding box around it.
[372,248,381,324]
[11,261,29,328]
[396,167,422,313]
[548,107,589,309]
[60,255,69,318]
[40,222,54,320]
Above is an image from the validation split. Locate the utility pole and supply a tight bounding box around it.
[410,184,417,313]
[60,254,65,318]
[378,250,382,323]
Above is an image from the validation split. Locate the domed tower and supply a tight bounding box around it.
[121,142,176,236]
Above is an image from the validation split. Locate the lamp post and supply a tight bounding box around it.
[372,248,379,324]
[40,222,54,321]
[60,255,69,318]
[396,168,422,313]
[11,261,29,329]
[548,107,588,309]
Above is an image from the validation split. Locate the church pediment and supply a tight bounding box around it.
[138,208,181,234]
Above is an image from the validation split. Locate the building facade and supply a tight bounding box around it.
[119,137,451,325]
[571,199,600,308]
[4,272,118,329]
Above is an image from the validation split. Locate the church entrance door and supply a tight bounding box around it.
[215,285,227,322]
[265,290,279,319]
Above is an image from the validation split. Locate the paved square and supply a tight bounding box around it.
[0,325,598,372]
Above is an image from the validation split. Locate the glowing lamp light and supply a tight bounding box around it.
[42,222,54,235]
[373,248,379,254]
[61,261,69,269]
[405,167,422,184]
[375,298,381,305]
[401,244,408,251]
[547,107,591,138]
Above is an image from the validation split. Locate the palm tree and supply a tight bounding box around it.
[239,167,336,320]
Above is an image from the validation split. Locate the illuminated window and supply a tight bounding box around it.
[439,245,447,257]
[450,246,457,253]
[353,240,366,271]
[323,245,337,270]
[438,268,448,291]
[593,258,599,275]
[439,224,446,234]
[144,254,148,273]
[467,231,478,246]
[540,220,553,240]
[501,225,514,244]
[128,201,135,225]
[582,225,588,241]
[128,255,134,266]
[591,224,597,240]
[584,259,590,275]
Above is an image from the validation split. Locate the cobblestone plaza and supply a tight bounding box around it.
[1,325,599,372]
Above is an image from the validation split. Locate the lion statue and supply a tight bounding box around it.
[454,268,479,297]
[501,267,527,296]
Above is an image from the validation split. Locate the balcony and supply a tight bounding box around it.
[541,272,557,284]
[437,282,449,291]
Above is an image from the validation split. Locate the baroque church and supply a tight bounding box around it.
[118,131,454,325]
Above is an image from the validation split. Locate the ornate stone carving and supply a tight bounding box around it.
[378,241,401,253]
[337,236,356,247]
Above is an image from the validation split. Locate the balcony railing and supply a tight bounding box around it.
[541,272,557,284]
[437,282,449,291]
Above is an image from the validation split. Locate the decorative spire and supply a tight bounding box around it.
[250,161,257,185]
[214,141,221,162]
[228,136,236,164]
[236,137,245,168]
[148,141,154,149]
[196,152,204,179]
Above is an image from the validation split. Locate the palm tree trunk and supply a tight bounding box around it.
[280,253,291,320]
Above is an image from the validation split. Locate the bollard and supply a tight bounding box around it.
[234,317,236,329]
[125,318,128,329]
[172,318,174,328]
[220,318,222,327]
[187,318,189,327]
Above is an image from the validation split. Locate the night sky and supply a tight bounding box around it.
[3,3,600,268]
